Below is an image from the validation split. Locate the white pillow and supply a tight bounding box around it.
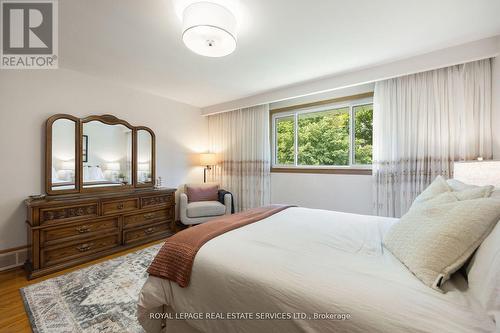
[447,178,478,191]
[94,166,105,181]
[447,178,497,198]
[454,186,494,200]
[467,220,500,324]
[446,175,500,203]
[409,177,492,212]
[384,196,500,291]
[412,175,451,205]
[413,186,493,208]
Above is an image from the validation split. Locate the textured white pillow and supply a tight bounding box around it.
[447,178,495,198]
[446,178,478,191]
[453,186,494,200]
[384,197,500,291]
[466,220,500,325]
[409,185,493,212]
[412,175,451,204]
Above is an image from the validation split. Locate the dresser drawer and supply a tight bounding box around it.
[141,193,174,209]
[102,198,139,215]
[41,234,120,267]
[124,222,171,245]
[40,203,98,225]
[123,209,172,229]
[40,217,119,247]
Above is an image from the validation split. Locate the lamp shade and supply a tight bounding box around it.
[200,153,217,166]
[182,2,237,57]
[453,160,500,187]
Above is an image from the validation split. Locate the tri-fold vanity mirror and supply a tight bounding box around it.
[27,114,172,279]
[46,114,156,195]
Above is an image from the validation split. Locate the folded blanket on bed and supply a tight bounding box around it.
[147,204,293,287]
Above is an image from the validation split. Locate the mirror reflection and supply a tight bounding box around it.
[137,130,153,184]
[82,121,132,188]
[51,119,76,191]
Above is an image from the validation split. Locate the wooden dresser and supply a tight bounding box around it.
[25,188,175,279]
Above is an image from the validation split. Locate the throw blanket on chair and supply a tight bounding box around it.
[218,189,235,214]
[147,205,293,287]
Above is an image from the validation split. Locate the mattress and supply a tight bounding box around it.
[138,207,495,333]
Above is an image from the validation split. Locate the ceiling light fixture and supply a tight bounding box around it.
[182,1,237,57]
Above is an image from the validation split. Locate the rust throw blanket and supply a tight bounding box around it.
[147,204,293,287]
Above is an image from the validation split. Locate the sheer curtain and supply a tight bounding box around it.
[373,59,492,217]
[207,105,271,212]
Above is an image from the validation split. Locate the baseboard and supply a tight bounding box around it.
[0,245,28,271]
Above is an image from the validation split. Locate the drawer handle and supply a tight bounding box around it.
[144,227,155,235]
[144,213,155,220]
[76,243,93,252]
[116,203,124,210]
[76,225,91,233]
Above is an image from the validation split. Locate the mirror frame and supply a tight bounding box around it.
[135,126,156,188]
[45,114,156,195]
[46,114,81,195]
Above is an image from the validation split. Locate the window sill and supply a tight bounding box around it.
[270,167,372,175]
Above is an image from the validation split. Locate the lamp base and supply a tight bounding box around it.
[203,165,212,183]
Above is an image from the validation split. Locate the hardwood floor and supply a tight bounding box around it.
[0,239,165,333]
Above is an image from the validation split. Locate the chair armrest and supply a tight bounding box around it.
[179,193,189,220]
[223,193,232,215]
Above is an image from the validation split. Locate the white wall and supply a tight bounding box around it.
[269,84,373,214]
[203,36,500,114]
[52,119,76,163]
[82,121,130,168]
[0,69,207,251]
[493,56,500,159]
[270,83,374,109]
[271,173,372,215]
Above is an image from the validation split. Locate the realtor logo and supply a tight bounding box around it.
[1,0,58,69]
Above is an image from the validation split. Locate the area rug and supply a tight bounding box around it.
[21,244,162,333]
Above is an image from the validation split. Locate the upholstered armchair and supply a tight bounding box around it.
[179,183,232,225]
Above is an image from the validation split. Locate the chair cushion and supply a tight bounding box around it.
[186,183,219,202]
[187,201,226,218]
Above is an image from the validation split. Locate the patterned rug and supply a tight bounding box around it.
[21,244,162,333]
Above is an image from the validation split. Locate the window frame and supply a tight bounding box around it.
[271,94,373,174]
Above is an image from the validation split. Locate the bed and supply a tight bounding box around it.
[137,207,496,333]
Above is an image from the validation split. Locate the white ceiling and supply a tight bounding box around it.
[59,0,500,108]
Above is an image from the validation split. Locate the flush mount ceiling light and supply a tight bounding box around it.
[182,1,237,57]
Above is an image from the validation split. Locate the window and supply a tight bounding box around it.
[272,96,373,170]
[275,116,295,165]
[353,104,373,165]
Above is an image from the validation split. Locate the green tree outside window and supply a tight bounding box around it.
[275,103,373,166]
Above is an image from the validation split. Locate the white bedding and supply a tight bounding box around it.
[137,207,495,333]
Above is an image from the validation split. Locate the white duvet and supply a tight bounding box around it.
[137,207,495,333]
